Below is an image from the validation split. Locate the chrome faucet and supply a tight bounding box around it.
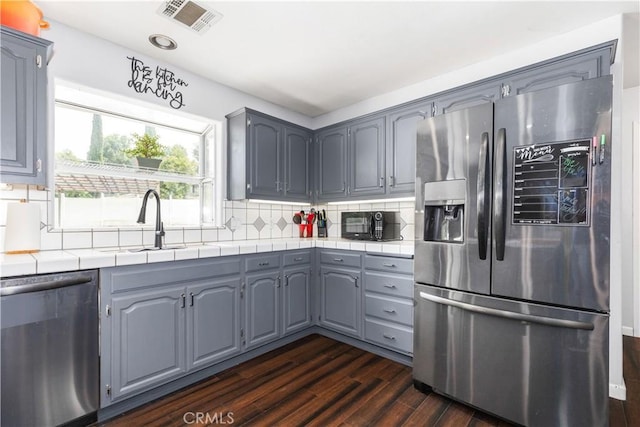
[137,189,165,249]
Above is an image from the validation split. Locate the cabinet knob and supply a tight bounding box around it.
[379,177,384,188]
[383,308,396,314]
[36,159,42,172]
[383,334,396,341]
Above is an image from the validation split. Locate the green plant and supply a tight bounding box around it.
[125,133,165,158]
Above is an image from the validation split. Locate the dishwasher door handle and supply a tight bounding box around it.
[0,274,94,296]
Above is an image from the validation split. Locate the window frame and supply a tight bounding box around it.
[51,82,223,231]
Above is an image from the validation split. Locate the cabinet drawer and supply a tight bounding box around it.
[245,254,280,272]
[283,250,311,266]
[365,319,413,354]
[109,258,241,293]
[365,272,413,299]
[320,250,361,268]
[365,294,413,327]
[365,255,413,274]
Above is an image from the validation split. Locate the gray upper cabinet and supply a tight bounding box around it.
[187,277,242,371]
[227,108,312,202]
[433,81,502,116]
[386,102,432,196]
[110,286,187,401]
[248,115,281,198]
[317,126,348,200]
[284,126,312,200]
[349,117,386,198]
[1,27,52,186]
[503,48,610,96]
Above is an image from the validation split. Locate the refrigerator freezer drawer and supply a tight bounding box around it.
[413,283,609,427]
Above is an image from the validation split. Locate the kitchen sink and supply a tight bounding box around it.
[99,246,188,253]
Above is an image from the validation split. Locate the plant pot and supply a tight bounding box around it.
[136,157,162,170]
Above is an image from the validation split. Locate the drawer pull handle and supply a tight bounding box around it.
[333,258,344,262]
[383,334,396,340]
[383,263,397,268]
[293,257,304,261]
[383,309,396,314]
[258,262,270,266]
[383,284,397,289]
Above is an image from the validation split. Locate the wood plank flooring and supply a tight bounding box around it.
[100,334,640,427]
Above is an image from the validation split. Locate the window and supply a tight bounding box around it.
[53,83,221,229]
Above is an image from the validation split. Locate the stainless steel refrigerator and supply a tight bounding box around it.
[412,75,612,427]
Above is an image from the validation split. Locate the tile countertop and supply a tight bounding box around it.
[0,238,414,278]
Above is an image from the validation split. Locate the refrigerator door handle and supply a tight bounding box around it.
[418,291,594,330]
[477,132,490,260]
[494,128,507,261]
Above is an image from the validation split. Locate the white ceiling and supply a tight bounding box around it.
[38,1,639,117]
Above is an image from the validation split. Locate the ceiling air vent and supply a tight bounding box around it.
[157,0,223,34]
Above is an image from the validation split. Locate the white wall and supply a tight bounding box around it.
[622,85,640,336]
[45,20,313,129]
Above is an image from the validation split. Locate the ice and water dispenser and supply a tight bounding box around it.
[423,179,465,243]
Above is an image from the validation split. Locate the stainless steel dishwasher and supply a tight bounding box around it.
[1,270,99,427]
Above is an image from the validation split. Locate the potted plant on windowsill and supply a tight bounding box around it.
[126,132,165,170]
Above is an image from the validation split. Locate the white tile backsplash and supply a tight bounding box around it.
[0,196,415,253]
[62,231,92,249]
[120,230,143,247]
[92,231,119,248]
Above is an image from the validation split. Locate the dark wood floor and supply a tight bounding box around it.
[101,334,639,427]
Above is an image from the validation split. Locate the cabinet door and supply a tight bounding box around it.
[349,117,386,198]
[386,103,431,195]
[433,81,501,116]
[317,127,348,200]
[504,49,609,96]
[0,31,48,185]
[282,265,311,334]
[248,114,282,197]
[187,278,241,371]
[284,126,312,201]
[320,266,361,337]
[111,287,186,401]
[245,271,280,349]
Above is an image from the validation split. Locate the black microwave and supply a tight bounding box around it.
[341,211,402,241]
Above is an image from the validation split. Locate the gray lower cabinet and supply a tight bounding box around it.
[187,278,242,370]
[101,257,242,405]
[110,286,187,401]
[244,251,313,349]
[1,27,52,186]
[363,254,414,355]
[244,270,280,350]
[319,265,361,337]
[282,265,312,334]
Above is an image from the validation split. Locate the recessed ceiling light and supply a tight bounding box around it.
[148,34,177,50]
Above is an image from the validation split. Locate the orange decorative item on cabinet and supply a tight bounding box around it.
[0,0,49,36]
